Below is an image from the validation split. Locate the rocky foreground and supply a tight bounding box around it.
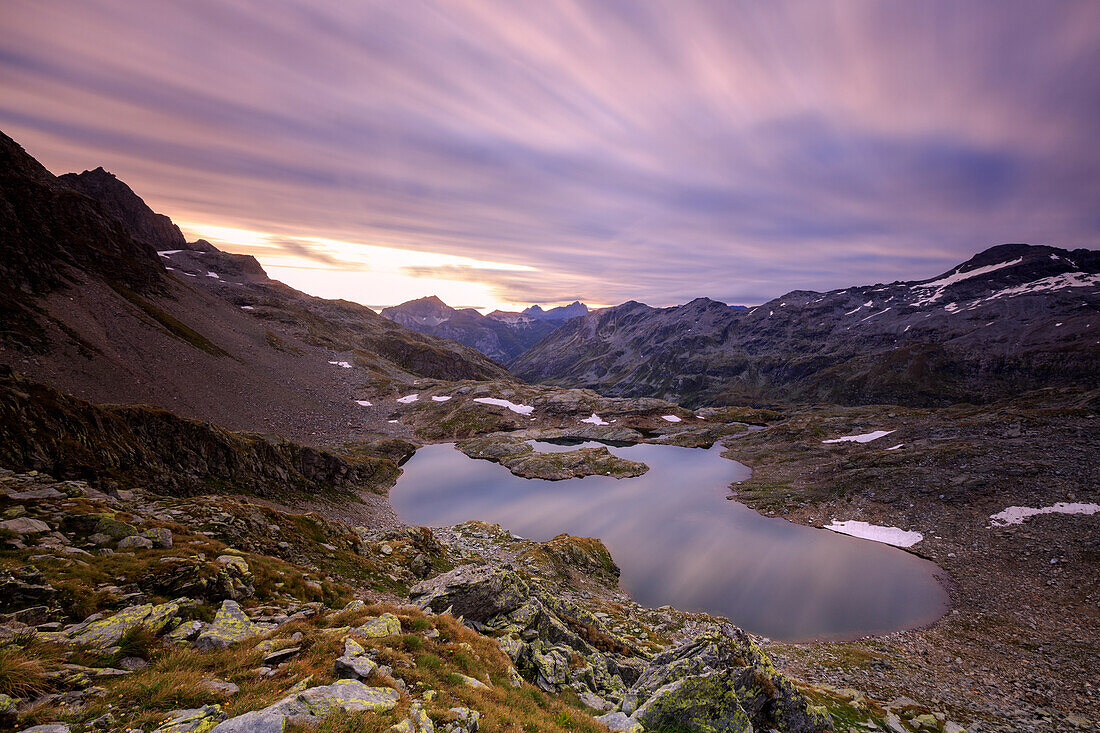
[1,466,986,733]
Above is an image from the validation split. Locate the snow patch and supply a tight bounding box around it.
[396,394,419,404]
[885,444,904,451]
[156,250,183,257]
[989,502,1100,527]
[974,272,1100,303]
[580,414,609,426]
[355,400,372,407]
[206,271,220,279]
[822,429,895,444]
[825,520,923,547]
[431,395,452,402]
[328,361,352,369]
[844,306,862,316]
[474,397,534,415]
[912,257,1024,305]
[661,415,682,423]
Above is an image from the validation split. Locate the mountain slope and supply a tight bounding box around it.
[0,131,508,443]
[510,244,1100,406]
[379,295,558,361]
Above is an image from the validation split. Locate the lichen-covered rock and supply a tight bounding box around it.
[195,600,261,650]
[117,535,154,551]
[334,654,377,681]
[67,600,181,648]
[353,612,401,638]
[94,514,139,540]
[18,725,71,733]
[343,637,366,657]
[410,565,531,622]
[167,620,204,645]
[440,707,481,733]
[264,680,399,723]
[633,671,755,733]
[624,624,831,733]
[411,563,638,703]
[153,705,226,733]
[143,527,173,548]
[594,711,642,732]
[208,710,286,733]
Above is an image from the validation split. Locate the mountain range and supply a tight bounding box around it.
[510,244,1100,406]
[379,297,588,362]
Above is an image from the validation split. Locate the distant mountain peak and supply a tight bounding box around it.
[523,301,589,321]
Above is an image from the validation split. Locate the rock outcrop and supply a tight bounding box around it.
[409,564,828,732]
[456,433,648,480]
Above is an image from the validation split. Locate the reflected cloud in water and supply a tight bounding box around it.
[391,442,948,641]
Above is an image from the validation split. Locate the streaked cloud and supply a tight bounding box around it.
[2,0,1097,307]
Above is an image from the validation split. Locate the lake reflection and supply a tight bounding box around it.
[390,442,949,641]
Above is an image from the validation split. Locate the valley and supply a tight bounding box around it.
[0,130,1096,733]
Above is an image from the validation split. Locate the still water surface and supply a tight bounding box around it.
[391,441,949,641]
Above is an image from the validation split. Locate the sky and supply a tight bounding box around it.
[2,1,1098,311]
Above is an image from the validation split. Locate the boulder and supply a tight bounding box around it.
[209,710,285,733]
[94,515,139,540]
[19,725,71,733]
[334,654,378,681]
[264,680,399,723]
[353,613,401,639]
[67,600,181,648]
[0,517,49,535]
[594,712,642,732]
[153,705,226,732]
[195,600,261,650]
[623,625,830,733]
[143,527,173,548]
[410,565,530,622]
[117,535,154,551]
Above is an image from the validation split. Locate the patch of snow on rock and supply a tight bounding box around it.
[355,400,372,407]
[822,429,895,444]
[581,414,609,426]
[431,395,452,402]
[825,520,923,547]
[396,394,419,404]
[473,397,534,415]
[206,271,220,278]
[661,415,682,423]
[886,444,904,451]
[328,361,352,369]
[912,257,1024,305]
[157,250,183,257]
[989,502,1100,527]
[240,305,254,310]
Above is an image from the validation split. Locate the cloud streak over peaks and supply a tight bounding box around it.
[1,0,1098,308]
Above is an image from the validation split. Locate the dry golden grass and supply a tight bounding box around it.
[0,643,59,698]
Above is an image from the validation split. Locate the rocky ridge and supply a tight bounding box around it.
[510,244,1100,407]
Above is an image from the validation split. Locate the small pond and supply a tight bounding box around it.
[390,441,949,641]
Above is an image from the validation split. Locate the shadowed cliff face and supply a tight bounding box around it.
[60,166,187,250]
[510,245,1100,407]
[0,132,166,295]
